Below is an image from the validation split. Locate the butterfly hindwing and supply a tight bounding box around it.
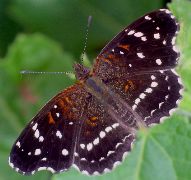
[102,69,182,127]
[73,95,134,175]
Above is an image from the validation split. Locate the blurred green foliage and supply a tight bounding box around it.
[0,0,191,180]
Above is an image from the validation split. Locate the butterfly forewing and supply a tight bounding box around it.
[9,84,89,174]
[93,9,180,80]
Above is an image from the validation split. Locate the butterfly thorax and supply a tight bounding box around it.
[73,63,90,81]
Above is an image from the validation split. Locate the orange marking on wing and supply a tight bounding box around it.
[86,119,97,127]
[125,84,129,92]
[58,99,65,107]
[124,80,135,92]
[48,112,55,124]
[108,54,115,59]
[65,97,73,105]
[102,57,112,65]
[128,80,135,89]
[58,98,76,120]
[90,116,98,121]
[118,44,130,50]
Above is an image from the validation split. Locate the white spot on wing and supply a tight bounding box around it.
[8,157,14,168]
[16,141,21,148]
[135,98,141,104]
[100,131,106,138]
[145,88,153,93]
[72,164,80,171]
[42,158,47,161]
[99,157,105,161]
[137,52,145,58]
[34,129,40,138]
[38,167,47,171]
[159,102,164,108]
[107,150,114,156]
[145,15,151,20]
[56,130,62,139]
[141,36,147,41]
[154,33,160,39]
[128,30,135,35]
[115,142,123,148]
[56,113,60,117]
[151,82,158,87]
[132,104,137,110]
[139,93,146,99]
[87,143,93,151]
[54,105,57,109]
[32,123,38,131]
[93,138,99,145]
[151,75,156,80]
[165,95,169,100]
[112,123,119,128]
[113,161,121,168]
[105,126,112,133]
[120,51,124,55]
[134,32,143,37]
[62,149,69,156]
[156,58,162,65]
[82,170,89,175]
[35,149,41,155]
[151,109,156,116]
[47,167,55,173]
[173,45,179,53]
[80,144,85,149]
[39,136,44,142]
[104,168,111,173]
[93,171,99,175]
[15,168,19,172]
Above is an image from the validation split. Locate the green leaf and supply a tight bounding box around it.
[0,0,22,57]
[8,0,164,56]
[3,33,74,83]
[168,0,191,112]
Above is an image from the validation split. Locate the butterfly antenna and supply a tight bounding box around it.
[20,70,73,75]
[20,70,75,79]
[81,15,92,64]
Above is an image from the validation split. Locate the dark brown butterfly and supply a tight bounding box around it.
[9,9,182,175]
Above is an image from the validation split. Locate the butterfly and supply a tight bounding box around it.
[9,9,183,175]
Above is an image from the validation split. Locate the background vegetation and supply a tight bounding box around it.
[0,0,191,180]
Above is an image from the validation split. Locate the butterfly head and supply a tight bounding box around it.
[73,63,90,81]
